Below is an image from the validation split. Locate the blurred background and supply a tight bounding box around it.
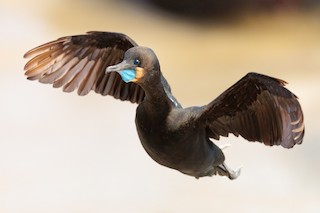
[1,0,320,212]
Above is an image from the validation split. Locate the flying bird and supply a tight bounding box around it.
[23,31,305,179]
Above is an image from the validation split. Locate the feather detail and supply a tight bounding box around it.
[24,31,145,103]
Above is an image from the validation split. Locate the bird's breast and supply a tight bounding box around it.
[135,109,172,165]
[134,105,215,173]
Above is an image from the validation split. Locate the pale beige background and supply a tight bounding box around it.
[1,0,320,212]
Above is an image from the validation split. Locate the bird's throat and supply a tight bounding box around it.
[118,69,136,83]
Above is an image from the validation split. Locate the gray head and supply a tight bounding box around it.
[106,46,160,84]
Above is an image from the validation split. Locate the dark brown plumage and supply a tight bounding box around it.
[24,31,145,103]
[202,73,304,148]
[24,31,305,179]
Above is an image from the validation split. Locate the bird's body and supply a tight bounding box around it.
[136,88,223,178]
[24,31,305,179]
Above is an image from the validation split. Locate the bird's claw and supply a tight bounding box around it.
[215,163,242,180]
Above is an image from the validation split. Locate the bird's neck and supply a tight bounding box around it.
[139,74,179,119]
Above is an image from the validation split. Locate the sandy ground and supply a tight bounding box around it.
[1,0,320,212]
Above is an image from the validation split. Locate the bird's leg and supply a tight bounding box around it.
[215,163,241,180]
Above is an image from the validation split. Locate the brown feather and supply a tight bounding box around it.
[23,39,64,58]
[53,57,89,88]
[65,60,95,93]
[201,72,304,148]
[23,32,145,103]
[40,57,80,84]
[78,58,101,96]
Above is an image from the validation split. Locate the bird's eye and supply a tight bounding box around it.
[133,59,141,66]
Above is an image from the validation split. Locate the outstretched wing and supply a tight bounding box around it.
[201,72,304,148]
[24,31,145,103]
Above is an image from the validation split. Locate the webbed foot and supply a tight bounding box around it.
[215,163,242,180]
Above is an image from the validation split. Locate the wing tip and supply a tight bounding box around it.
[246,72,288,85]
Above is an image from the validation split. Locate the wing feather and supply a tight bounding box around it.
[201,72,304,148]
[24,31,145,103]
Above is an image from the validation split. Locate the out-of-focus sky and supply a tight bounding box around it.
[1,0,320,212]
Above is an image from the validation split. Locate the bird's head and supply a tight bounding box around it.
[106,46,160,84]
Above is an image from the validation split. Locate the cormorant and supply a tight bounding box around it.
[23,31,305,179]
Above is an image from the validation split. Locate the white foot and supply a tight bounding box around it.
[216,163,242,180]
